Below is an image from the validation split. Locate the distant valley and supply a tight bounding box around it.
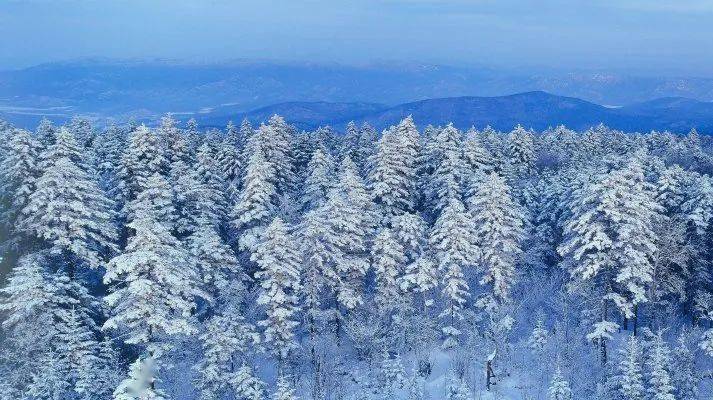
[1,59,713,133]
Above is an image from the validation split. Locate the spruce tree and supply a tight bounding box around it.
[618,335,645,400]
[21,128,117,268]
[645,333,676,400]
[430,198,478,348]
[547,365,572,400]
[104,173,204,355]
[253,218,302,360]
[231,145,278,252]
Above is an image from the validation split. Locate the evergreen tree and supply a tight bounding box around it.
[506,125,535,178]
[104,173,204,355]
[114,356,168,400]
[302,148,334,210]
[372,228,406,315]
[272,375,299,400]
[196,307,260,400]
[21,128,117,268]
[0,128,40,243]
[467,172,524,303]
[559,159,661,346]
[329,157,374,310]
[118,124,168,205]
[231,364,267,400]
[547,365,572,400]
[528,317,549,356]
[430,198,478,348]
[217,120,245,185]
[231,145,278,252]
[369,117,420,219]
[253,218,302,360]
[35,117,57,148]
[618,335,645,400]
[645,333,676,400]
[671,330,699,400]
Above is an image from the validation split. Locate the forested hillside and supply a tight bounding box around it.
[1,115,712,399]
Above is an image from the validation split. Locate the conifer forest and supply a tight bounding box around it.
[1,115,713,399]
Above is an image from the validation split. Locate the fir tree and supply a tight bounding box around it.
[467,172,523,303]
[618,335,645,400]
[0,128,40,242]
[302,148,334,210]
[21,128,117,268]
[272,375,299,400]
[430,198,478,348]
[104,173,205,355]
[671,330,699,400]
[231,145,278,252]
[645,333,676,400]
[114,356,168,400]
[372,228,406,315]
[547,365,572,400]
[253,218,302,360]
[369,117,420,219]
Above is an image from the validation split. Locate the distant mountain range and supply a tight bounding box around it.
[1,59,713,133]
[203,91,713,133]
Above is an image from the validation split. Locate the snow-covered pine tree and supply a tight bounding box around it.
[195,307,260,400]
[0,250,105,397]
[547,365,572,400]
[302,148,334,211]
[231,363,267,400]
[188,142,229,227]
[231,144,278,252]
[559,158,661,351]
[340,121,361,163]
[356,122,377,174]
[114,356,168,400]
[21,127,117,268]
[618,335,645,400]
[298,200,343,333]
[645,333,675,400]
[372,227,407,315]
[180,117,200,149]
[377,350,406,400]
[506,124,535,178]
[104,172,205,356]
[395,212,437,310]
[216,120,245,186]
[165,117,196,236]
[272,374,299,400]
[331,157,374,310]
[263,115,296,195]
[422,123,464,215]
[369,117,420,219]
[445,374,471,400]
[118,124,169,205]
[253,218,302,360]
[462,128,494,175]
[528,316,549,356]
[35,117,57,148]
[466,172,524,304]
[671,330,699,399]
[0,128,40,243]
[66,116,94,148]
[430,198,478,348]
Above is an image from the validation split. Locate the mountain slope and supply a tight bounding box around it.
[3,59,713,129]
[194,92,712,133]
[354,91,636,131]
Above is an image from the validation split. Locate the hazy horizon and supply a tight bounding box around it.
[2,0,713,76]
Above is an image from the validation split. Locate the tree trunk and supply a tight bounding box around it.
[486,360,495,391]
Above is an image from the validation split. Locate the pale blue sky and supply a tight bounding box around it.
[1,0,712,75]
